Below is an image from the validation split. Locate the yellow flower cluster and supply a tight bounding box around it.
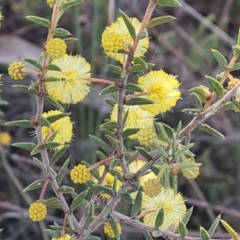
[104,222,122,238]
[70,164,91,184]
[0,132,11,145]
[135,127,157,147]
[141,187,186,230]
[8,61,27,80]
[101,17,149,63]
[45,54,91,104]
[51,234,71,240]
[144,178,162,197]
[45,38,67,59]
[41,110,73,150]
[28,202,47,222]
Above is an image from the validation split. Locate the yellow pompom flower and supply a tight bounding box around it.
[110,104,155,138]
[8,61,27,80]
[51,234,71,240]
[28,202,47,222]
[46,38,67,59]
[141,187,187,230]
[0,132,11,145]
[135,127,157,146]
[138,70,181,115]
[45,54,91,104]
[101,17,149,63]
[70,164,91,184]
[41,110,73,150]
[144,178,162,197]
[104,221,122,238]
[93,165,122,199]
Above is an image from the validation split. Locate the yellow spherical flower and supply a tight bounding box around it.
[0,132,11,145]
[141,187,187,230]
[144,178,162,197]
[110,104,154,138]
[41,110,73,150]
[52,234,71,240]
[101,17,149,63]
[138,70,181,115]
[28,202,47,222]
[45,54,91,104]
[8,61,27,80]
[104,221,122,238]
[70,164,91,184]
[46,38,67,59]
[135,127,157,146]
[93,165,122,199]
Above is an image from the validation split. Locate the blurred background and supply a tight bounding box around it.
[0,0,240,239]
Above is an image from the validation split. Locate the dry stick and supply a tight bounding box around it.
[34,4,80,234]
[75,1,157,240]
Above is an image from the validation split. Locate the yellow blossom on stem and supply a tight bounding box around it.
[28,202,47,222]
[8,61,27,80]
[101,17,149,63]
[0,132,11,145]
[45,54,91,104]
[144,178,162,197]
[70,164,91,184]
[51,234,71,240]
[104,222,122,238]
[141,187,186,230]
[135,127,157,146]
[110,104,155,139]
[41,110,73,150]
[45,38,67,59]
[138,70,181,115]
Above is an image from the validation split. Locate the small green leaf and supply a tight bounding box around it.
[190,92,203,110]
[123,128,140,138]
[106,64,122,75]
[178,222,188,237]
[89,135,110,154]
[64,37,78,44]
[233,45,240,57]
[85,236,101,240]
[47,64,62,71]
[130,64,148,72]
[125,98,154,106]
[230,62,240,72]
[181,108,200,116]
[4,120,32,128]
[61,0,84,10]
[119,10,136,40]
[59,185,75,193]
[70,190,88,212]
[208,214,221,236]
[43,142,63,149]
[182,206,193,225]
[220,220,239,240]
[156,0,181,6]
[40,117,51,128]
[147,16,176,28]
[189,87,208,101]
[43,197,61,209]
[138,161,153,174]
[99,121,117,131]
[54,28,72,37]
[103,98,116,107]
[153,142,168,158]
[211,49,227,69]
[26,16,50,27]
[44,229,58,238]
[44,96,64,112]
[46,112,70,124]
[33,157,44,170]
[23,179,45,192]
[105,135,118,148]
[12,142,36,151]
[133,57,147,66]
[12,85,38,95]
[205,75,224,97]
[125,83,143,92]
[109,219,120,240]
[143,229,153,240]
[23,58,41,68]
[96,151,107,160]
[155,122,170,143]
[200,227,211,240]
[93,184,114,196]
[122,192,133,204]
[50,145,69,166]
[135,146,152,160]
[131,191,142,217]
[56,158,70,183]
[99,85,118,95]
[198,124,225,139]
[155,209,164,228]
